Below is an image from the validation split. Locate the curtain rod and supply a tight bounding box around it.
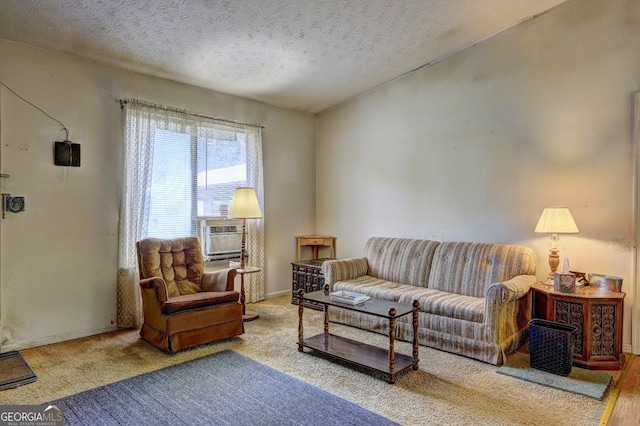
[119,98,265,130]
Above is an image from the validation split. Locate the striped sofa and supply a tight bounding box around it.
[322,237,536,365]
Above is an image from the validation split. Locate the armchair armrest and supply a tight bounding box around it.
[139,277,169,303]
[322,257,369,287]
[202,268,237,292]
[139,276,170,330]
[484,274,536,344]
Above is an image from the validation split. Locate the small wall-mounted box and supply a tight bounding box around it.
[54,141,80,167]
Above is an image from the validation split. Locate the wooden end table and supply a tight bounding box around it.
[531,281,626,370]
[297,287,419,384]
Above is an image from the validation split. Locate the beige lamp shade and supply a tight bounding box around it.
[229,187,262,219]
[534,207,579,234]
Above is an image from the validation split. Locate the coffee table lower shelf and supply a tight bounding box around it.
[299,333,416,383]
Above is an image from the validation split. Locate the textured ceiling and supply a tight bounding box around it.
[0,0,567,113]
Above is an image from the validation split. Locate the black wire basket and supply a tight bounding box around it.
[529,319,577,376]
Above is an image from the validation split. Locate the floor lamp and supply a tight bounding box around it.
[534,207,579,285]
[229,187,263,321]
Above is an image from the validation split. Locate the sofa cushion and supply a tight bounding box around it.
[364,237,440,288]
[333,276,431,303]
[410,290,484,323]
[334,276,483,322]
[428,242,536,298]
[161,291,239,315]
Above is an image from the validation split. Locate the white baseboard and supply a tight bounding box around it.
[0,325,118,353]
[265,289,290,299]
[623,343,634,354]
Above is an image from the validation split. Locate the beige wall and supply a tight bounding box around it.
[0,40,316,351]
[317,0,639,352]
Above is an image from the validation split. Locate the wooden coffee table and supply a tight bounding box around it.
[297,287,419,384]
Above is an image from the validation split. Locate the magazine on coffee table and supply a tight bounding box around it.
[329,291,370,305]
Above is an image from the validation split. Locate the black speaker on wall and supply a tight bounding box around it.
[53,141,81,167]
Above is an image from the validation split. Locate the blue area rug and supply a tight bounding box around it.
[53,350,397,425]
[497,352,612,400]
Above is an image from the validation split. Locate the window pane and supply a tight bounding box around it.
[145,125,248,239]
[196,131,247,217]
[147,128,192,238]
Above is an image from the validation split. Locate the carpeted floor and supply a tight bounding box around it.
[54,350,397,425]
[0,295,621,425]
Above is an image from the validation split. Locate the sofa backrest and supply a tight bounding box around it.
[364,237,440,288]
[428,242,536,298]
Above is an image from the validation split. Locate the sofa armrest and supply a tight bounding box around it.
[322,257,369,287]
[202,268,237,292]
[485,275,534,304]
[483,274,536,344]
[140,277,169,303]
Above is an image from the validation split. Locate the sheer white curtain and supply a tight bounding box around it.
[117,100,264,328]
[243,128,264,303]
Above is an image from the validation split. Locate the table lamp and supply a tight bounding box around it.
[534,207,579,285]
[229,187,263,320]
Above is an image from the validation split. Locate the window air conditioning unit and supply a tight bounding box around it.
[203,219,243,260]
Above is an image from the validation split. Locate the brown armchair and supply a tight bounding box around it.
[136,237,243,353]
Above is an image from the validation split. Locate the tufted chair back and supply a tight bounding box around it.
[137,237,205,298]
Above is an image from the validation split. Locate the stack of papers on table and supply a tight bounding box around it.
[329,291,370,305]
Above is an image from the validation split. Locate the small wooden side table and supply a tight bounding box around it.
[296,235,335,262]
[236,267,261,322]
[531,282,626,370]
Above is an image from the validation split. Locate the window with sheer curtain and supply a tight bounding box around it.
[117,99,265,327]
[147,124,250,238]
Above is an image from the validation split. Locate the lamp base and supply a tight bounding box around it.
[243,310,260,322]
